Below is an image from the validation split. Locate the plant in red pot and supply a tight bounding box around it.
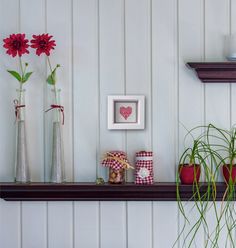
[207,125,236,184]
[178,140,202,185]
[174,126,218,248]
[204,124,236,247]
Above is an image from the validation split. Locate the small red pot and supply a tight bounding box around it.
[222,164,236,183]
[179,164,201,185]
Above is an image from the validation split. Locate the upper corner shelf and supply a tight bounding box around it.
[187,62,236,83]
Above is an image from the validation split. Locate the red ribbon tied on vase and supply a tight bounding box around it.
[13,99,25,121]
[45,104,65,125]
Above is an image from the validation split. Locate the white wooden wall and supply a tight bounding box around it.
[0,0,234,247]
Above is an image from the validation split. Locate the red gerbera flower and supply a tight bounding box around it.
[3,33,29,57]
[31,34,56,56]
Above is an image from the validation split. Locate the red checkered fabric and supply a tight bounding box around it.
[135,151,153,184]
[102,151,129,171]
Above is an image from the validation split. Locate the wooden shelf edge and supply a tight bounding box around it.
[0,182,228,201]
[187,62,236,83]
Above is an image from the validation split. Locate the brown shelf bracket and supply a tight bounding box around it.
[187,62,236,83]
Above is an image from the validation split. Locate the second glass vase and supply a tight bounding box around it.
[49,88,65,183]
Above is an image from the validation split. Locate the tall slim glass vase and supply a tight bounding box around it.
[49,88,65,183]
[14,89,30,183]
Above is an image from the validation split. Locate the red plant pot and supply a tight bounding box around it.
[179,164,201,185]
[222,164,236,183]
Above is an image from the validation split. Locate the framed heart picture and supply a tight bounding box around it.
[107,95,145,130]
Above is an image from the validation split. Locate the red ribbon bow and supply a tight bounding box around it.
[14,99,25,121]
[45,104,65,125]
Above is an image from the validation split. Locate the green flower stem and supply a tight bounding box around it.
[47,56,57,99]
[18,57,24,104]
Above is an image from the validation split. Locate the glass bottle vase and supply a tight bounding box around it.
[49,88,65,183]
[14,89,30,183]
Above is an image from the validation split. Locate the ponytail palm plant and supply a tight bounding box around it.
[206,124,236,247]
[175,125,220,248]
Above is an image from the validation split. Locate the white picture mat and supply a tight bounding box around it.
[108,95,145,130]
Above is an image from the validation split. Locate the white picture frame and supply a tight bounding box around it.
[107,95,145,130]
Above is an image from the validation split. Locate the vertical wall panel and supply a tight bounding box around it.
[152,0,177,182]
[99,1,127,247]
[20,0,45,182]
[231,0,236,126]
[125,0,152,180]
[48,202,73,248]
[0,0,20,181]
[99,0,125,180]
[205,0,230,152]
[73,1,100,247]
[22,202,47,248]
[125,1,152,247]
[46,0,73,247]
[73,0,98,182]
[46,0,73,181]
[101,202,126,248]
[205,1,231,247]
[153,202,178,248]
[178,0,205,247]
[178,0,204,152]
[74,202,99,248]
[0,1,21,248]
[0,200,20,248]
[20,0,47,247]
[127,202,152,248]
[206,203,229,248]
[152,1,178,247]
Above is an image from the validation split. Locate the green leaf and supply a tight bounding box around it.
[22,72,33,83]
[46,68,57,85]
[7,70,22,82]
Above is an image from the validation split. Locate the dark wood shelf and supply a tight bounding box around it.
[0,182,229,201]
[187,62,236,83]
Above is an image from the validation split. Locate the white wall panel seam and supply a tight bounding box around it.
[149,0,154,247]
[71,0,75,182]
[202,20,207,248]
[44,0,47,183]
[70,0,75,247]
[176,0,180,247]
[97,0,101,178]
[46,202,49,248]
[45,1,49,247]
[98,0,101,247]
[20,202,22,248]
[124,1,128,247]
[230,2,233,247]
[18,1,22,247]
[228,0,232,130]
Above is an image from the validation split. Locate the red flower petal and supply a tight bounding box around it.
[3,33,29,57]
[30,33,56,56]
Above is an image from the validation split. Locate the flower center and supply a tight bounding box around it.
[12,40,22,50]
[39,40,47,49]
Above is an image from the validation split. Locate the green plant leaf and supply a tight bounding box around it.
[46,69,56,85]
[22,72,33,83]
[7,70,22,82]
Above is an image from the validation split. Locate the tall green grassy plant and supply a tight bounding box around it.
[206,124,236,248]
[174,125,221,248]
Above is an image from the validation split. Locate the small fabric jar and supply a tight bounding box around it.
[135,151,154,184]
[102,151,131,184]
[108,168,125,184]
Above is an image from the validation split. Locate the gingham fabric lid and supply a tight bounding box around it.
[136,151,153,161]
[101,151,129,171]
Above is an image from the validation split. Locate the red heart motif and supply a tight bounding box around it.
[120,106,132,120]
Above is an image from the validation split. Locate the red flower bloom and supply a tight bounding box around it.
[31,34,56,56]
[3,33,29,57]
